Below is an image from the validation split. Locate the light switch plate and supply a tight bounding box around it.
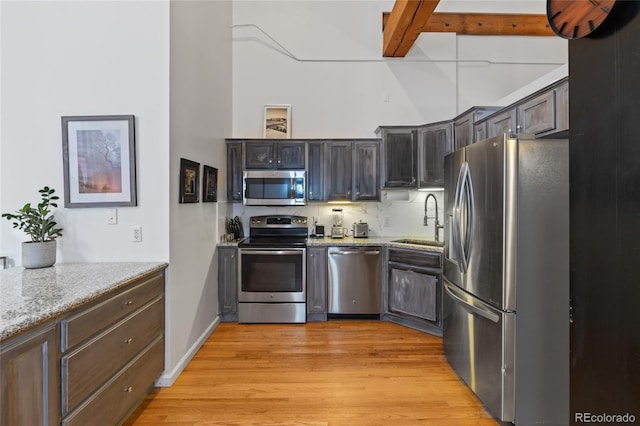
[107,208,117,225]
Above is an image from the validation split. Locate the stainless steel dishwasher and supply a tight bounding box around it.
[327,246,381,315]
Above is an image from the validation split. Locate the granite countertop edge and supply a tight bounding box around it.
[0,262,168,343]
[220,237,444,253]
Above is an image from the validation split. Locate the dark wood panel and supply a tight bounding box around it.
[324,142,352,201]
[306,142,324,201]
[353,141,380,200]
[569,3,640,420]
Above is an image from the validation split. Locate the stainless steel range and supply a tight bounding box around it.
[238,215,308,323]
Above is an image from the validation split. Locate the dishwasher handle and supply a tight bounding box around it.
[330,249,381,256]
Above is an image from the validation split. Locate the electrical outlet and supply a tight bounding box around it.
[107,208,117,225]
[131,226,142,242]
[383,217,391,228]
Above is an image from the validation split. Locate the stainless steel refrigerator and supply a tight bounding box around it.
[443,133,569,424]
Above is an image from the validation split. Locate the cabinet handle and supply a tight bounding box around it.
[124,338,133,344]
[124,386,133,393]
[125,300,133,306]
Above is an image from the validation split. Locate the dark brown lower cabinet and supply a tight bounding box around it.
[383,247,443,336]
[306,246,327,321]
[218,246,238,322]
[0,323,59,426]
[60,271,165,425]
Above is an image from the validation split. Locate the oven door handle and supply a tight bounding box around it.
[240,250,304,255]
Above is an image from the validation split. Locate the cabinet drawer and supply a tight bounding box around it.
[388,249,441,269]
[61,297,164,415]
[61,272,163,351]
[62,336,164,426]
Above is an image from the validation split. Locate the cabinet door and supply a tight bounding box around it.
[245,142,275,169]
[226,142,243,202]
[389,267,438,322]
[474,122,487,143]
[276,142,305,169]
[487,109,517,138]
[381,129,416,188]
[218,247,238,322]
[454,114,473,151]
[417,122,453,188]
[325,142,352,201]
[1,323,59,426]
[307,247,327,318]
[353,141,380,201]
[554,81,569,134]
[518,89,556,135]
[307,142,324,201]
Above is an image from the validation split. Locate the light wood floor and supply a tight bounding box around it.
[125,321,497,425]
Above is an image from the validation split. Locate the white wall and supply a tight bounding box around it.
[165,0,232,383]
[232,0,567,138]
[0,1,170,266]
[1,0,233,387]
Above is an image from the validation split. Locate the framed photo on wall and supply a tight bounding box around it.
[61,115,137,208]
[263,104,291,139]
[202,165,218,202]
[179,158,200,203]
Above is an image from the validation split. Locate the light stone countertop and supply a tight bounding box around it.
[217,236,444,253]
[304,236,445,253]
[0,262,168,342]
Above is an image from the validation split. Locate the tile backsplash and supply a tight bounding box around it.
[226,190,444,239]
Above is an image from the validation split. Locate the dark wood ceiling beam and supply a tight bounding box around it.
[382,11,555,57]
[383,0,440,58]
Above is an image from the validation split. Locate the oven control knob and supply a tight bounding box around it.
[270,294,274,298]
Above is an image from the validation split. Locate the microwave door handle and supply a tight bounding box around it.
[444,280,500,323]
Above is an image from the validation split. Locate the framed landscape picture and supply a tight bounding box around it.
[179,158,200,203]
[61,115,137,208]
[203,165,218,202]
[263,104,291,139]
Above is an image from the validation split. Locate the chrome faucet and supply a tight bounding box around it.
[424,193,444,242]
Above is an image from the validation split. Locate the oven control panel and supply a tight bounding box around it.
[250,215,307,228]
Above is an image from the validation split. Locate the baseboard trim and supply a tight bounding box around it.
[156,315,220,387]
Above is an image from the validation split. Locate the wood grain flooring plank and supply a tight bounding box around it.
[124,321,497,425]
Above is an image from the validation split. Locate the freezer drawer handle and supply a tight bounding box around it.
[444,281,499,323]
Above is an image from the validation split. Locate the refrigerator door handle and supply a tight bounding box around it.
[462,163,475,272]
[444,280,500,323]
[453,163,466,273]
[457,162,472,274]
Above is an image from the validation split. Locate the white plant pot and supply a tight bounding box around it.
[22,240,57,269]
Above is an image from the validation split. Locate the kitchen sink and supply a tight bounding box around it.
[391,238,444,247]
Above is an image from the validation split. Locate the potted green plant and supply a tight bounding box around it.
[2,186,63,269]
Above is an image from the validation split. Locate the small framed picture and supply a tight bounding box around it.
[263,104,291,139]
[61,115,137,208]
[179,158,200,203]
[202,165,218,203]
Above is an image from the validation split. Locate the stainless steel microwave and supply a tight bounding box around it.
[243,170,306,206]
